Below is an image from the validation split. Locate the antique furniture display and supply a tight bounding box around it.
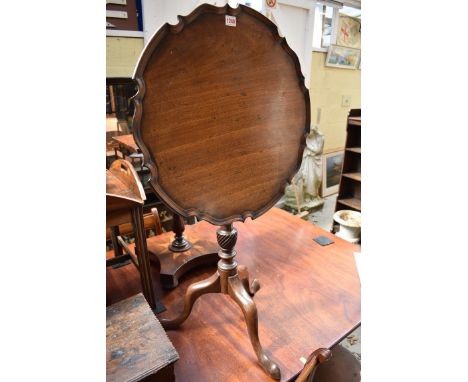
[107,131,122,168]
[106,78,137,124]
[106,293,179,382]
[106,208,361,381]
[106,159,164,313]
[113,133,219,287]
[132,3,309,379]
[295,348,331,382]
[307,345,360,382]
[112,134,144,170]
[113,134,141,155]
[148,214,219,289]
[106,207,163,245]
[335,109,361,213]
[295,345,360,382]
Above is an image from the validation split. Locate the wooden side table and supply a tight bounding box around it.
[131,4,312,378]
[106,293,179,382]
[106,159,164,313]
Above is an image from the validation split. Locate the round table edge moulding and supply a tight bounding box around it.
[130,3,311,226]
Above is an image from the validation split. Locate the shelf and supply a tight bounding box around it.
[335,109,361,215]
[342,172,361,181]
[337,197,361,211]
[348,117,361,126]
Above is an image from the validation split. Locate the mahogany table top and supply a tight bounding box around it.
[106,207,361,381]
[112,134,140,153]
[132,4,310,225]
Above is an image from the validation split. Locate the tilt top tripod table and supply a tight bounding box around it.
[131,4,310,379]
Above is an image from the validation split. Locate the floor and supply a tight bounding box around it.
[278,194,362,362]
[306,194,338,232]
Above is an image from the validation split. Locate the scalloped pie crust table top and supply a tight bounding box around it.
[133,4,310,225]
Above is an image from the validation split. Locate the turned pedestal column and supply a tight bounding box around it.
[159,224,279,379]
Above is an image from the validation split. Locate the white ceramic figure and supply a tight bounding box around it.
[284,125,325,212]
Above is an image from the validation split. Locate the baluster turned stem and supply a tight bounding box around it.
[169,214,192,252]
[217,224,238,273]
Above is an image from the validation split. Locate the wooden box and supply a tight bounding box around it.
[106,293,179,382]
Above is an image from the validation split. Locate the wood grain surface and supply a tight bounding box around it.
[106,293,179,382]
[106,171,142,207]
[112,134,141,153]
[107,208,361,381]
[107,160,145,206]
[132,4,310,225]
[106,160,146,228]
[148,231,219,289]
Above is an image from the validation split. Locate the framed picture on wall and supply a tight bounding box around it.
[325,45,360,70]
[337,15,361,49]
[322,150,345,197]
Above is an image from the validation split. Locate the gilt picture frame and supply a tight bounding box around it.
[325,45,360,70]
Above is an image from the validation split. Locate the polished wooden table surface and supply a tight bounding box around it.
[112,134,140,153]
[107,208,360,381]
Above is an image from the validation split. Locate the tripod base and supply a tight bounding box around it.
[160,264,280,380]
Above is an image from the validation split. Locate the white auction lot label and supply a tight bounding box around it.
[225,15,236,27]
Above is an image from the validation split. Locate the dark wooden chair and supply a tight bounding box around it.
[294,346,360,382]
[106,207,163,250]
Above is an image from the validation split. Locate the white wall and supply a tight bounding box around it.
[141,0,200,44]
[142,1,256,44]
[140,0,315,85]
[270,4,308,73]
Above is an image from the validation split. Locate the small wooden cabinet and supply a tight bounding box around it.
[335,109,361,213]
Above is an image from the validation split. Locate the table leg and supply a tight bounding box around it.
[131,206,160,312]
[108,225,132,269]
[110,226,124,258]
[159,224,281,379]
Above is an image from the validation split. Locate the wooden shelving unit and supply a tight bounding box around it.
[335,109,361,214]
[337,197,361,211]
[342,172,361,181]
